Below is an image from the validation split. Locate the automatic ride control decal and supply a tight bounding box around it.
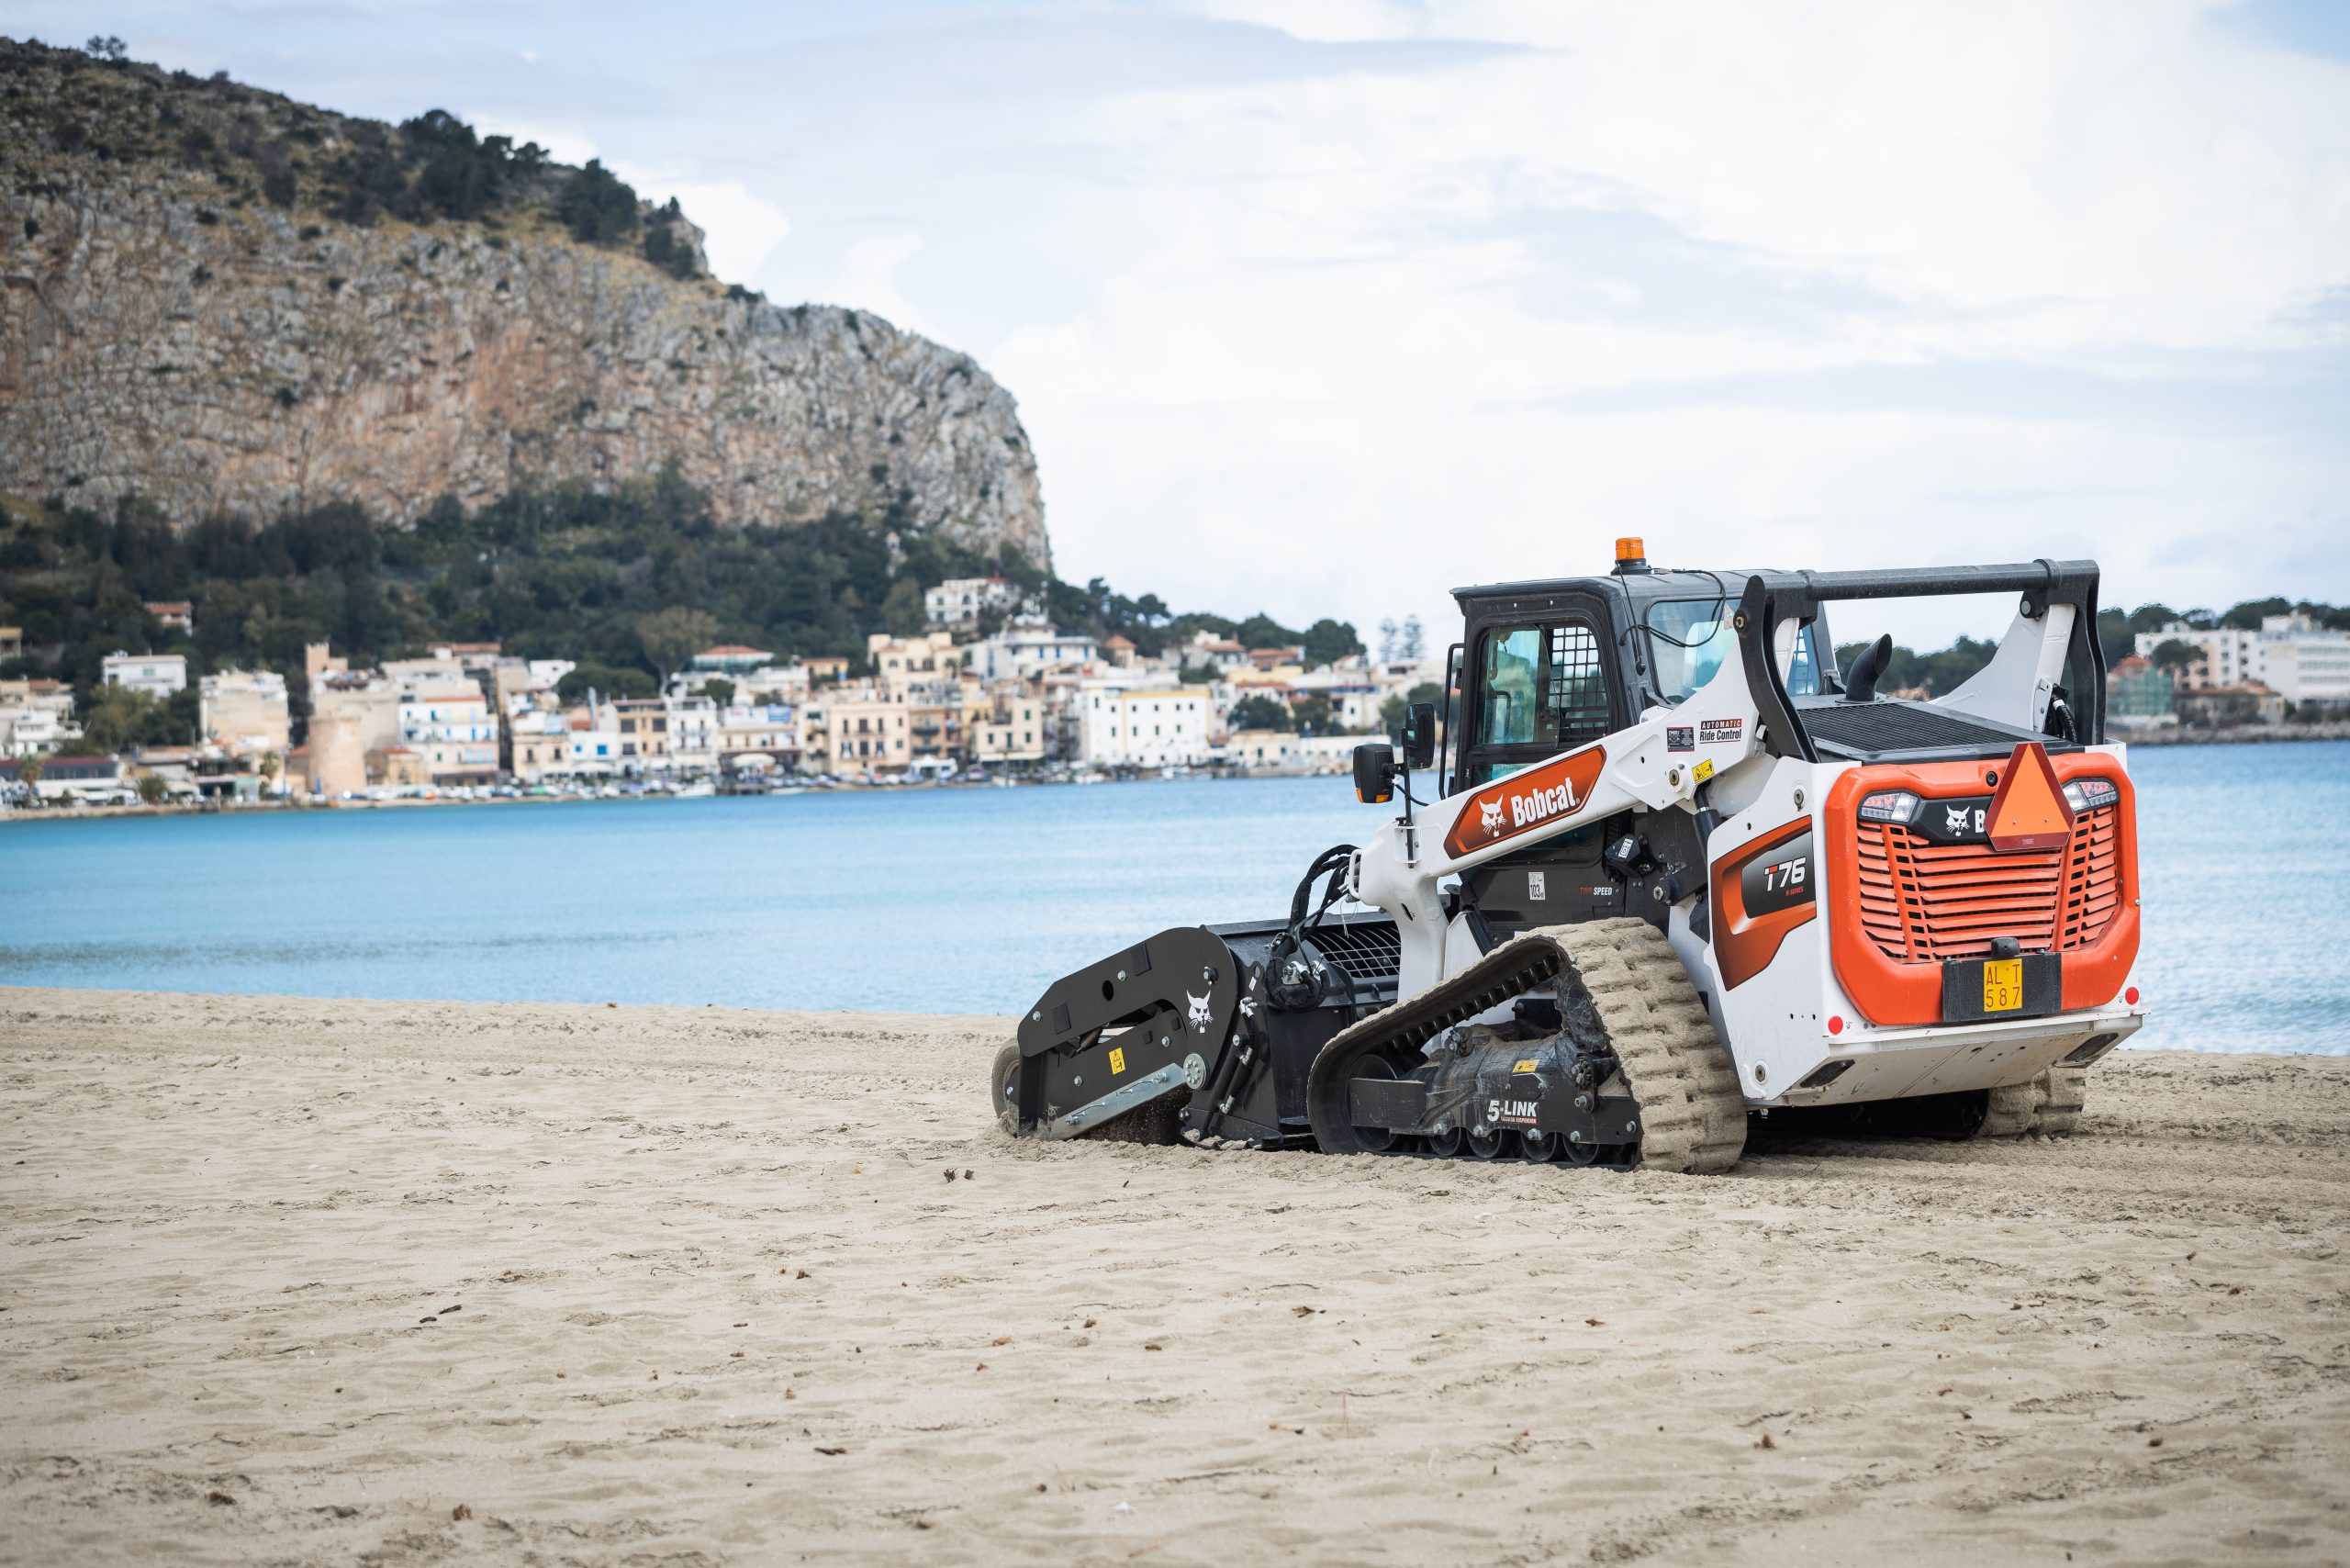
[1442,745,1607,859]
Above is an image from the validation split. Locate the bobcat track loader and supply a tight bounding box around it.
[992,545,2144,1171]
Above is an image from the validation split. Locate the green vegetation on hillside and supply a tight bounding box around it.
[0,479,1362,729]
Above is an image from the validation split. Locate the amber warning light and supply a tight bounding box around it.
[1613,536,1650,575]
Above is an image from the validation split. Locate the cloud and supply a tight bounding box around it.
[825,231,934,337]
[611,165,793,286]
[48,0,2350,641]
[991,0,2350,641]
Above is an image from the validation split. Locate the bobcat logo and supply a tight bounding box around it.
[1946,804,1976,835]
[1185,991,1214,1033]
[1480,799,1506,836]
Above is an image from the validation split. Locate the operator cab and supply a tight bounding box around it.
[1438,544,1828,942]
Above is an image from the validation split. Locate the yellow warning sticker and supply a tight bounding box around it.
[1513,1058,1539,1074]
[1108,1047,1126,1075]
[1692,758,1716,783]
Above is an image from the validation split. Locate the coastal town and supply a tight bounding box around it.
[6,579,2345,811]
[0,576,1448,807]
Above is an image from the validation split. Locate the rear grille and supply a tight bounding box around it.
[1854,805,2121,962]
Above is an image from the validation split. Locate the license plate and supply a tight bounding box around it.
[1940,952,2060,1023]
[1982,958,2024,1013]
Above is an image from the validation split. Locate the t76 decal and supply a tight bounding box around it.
[1441,745,1607,859]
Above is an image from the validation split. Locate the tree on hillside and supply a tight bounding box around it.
[1291,693,1335,734]
[556,664,657,704]
[881,577,929,638]
[1230,694,1292,732]
[2150,638,2206,674]
[1302,618,1364,669]
[561,160,639,245]
[77,684,174,755]
[637,607,720,682]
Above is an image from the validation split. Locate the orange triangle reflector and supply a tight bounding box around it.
[1986,741,2075,852]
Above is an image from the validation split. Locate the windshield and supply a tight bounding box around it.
[1644,598,1822,704]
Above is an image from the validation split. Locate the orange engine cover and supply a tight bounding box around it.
[1823,752,2140,1026]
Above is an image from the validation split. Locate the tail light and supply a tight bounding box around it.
[2063,777,2120,812]
[1857,790,1921,825]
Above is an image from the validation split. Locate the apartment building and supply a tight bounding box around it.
[102,650,186,698]
[971,689,1048,767]
[613,699,671,771]
[2134,614,2350,706]
[508,709,574,785]
[966,629,1099,682]
[0,679,77,757]
[397,682,498,785]
[667,697,719,776]
[867,630,965,689]
[923,576,1022,629]
[1078,682,1212,768]
[199,668,291,758]
[718,704,799,771]
[821,688,912,772]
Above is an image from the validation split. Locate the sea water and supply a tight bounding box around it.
[2,741,2343,1054]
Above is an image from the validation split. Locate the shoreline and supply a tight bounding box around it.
[4,986,2344,1563]
[7,728,2346,824]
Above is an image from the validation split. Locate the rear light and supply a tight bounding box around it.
[2125,985,2140,1006]
[1827,1014,1844,1036]
[2062,777,2120,812]
[1856,790,1922,825]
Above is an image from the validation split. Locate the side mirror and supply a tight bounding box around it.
[1351,742,1395,804]
[1403,702,1438,769]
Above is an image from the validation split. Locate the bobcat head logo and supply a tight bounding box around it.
[1480,799,1506,835]
[1185,991,1214,1033]
[1945,804,1972,834]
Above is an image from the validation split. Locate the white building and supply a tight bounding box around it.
[924,576,1022,629]
[2134,615,2350,706]
[398,683,498,784]
[102,651,186,699]
[567,703,622,776]
[0,681,77,756]
[967,629,1099,682]
[1078,682,1212,768]
[666,695,720,775]
[718,704,799,770]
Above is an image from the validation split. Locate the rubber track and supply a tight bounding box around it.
[1980,1062,2087,1138]
[1553,920,1747,1174]
[1308,917,1745,1174]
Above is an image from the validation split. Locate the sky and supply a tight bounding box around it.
[19,0,2350,648]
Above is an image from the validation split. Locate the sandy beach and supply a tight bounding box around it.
[2,988,2344,1566]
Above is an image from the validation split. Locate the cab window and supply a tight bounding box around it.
[1641,597,1825,703]
[1465,619,1614,783]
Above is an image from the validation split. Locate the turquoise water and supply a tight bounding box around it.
[2,745,2344,1053]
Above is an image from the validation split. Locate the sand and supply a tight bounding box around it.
[2,988,2345,1566]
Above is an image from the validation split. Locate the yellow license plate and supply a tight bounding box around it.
[1982,958,2024,1013]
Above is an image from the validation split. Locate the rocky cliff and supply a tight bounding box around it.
[0,39,1049,567]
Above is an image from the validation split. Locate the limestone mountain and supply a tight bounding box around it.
[0,38,1049,568]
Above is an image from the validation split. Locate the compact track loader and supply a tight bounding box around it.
[992,546,2144,1171]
